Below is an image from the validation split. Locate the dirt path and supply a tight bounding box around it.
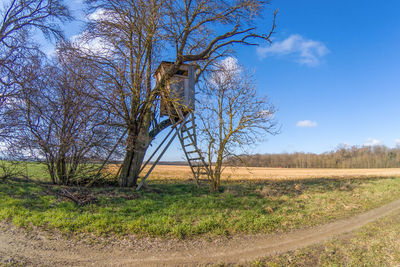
[2,198,400,266]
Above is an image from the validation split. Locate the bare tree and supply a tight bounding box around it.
[0,0,71,140]
[198,58,278,192]
[80,0,277,187]
[11,49,120,185]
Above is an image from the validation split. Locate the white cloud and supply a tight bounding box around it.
[257,34,329,66]
[258,109,274,119]
[44,45,56,58]
[296,120,317,128]
[364,138,382,146]
[211,56,241,84]
[86,8,119,23]
[219,56,241,73]
[87,8,107,21]
[69,9,119,56]
[70,33,108,54]
[395,139,400,147]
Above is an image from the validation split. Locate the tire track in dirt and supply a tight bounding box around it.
[2,198,400,266]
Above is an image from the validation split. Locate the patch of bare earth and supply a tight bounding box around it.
[1,198,400,266]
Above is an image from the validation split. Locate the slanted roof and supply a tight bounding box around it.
[154,61,193,78]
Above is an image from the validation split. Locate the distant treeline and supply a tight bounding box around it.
[227,146,400,168]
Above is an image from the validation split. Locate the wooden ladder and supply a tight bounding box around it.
[175,111,210,184]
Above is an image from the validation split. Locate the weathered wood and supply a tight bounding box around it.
[136,117,187,190]
[176,111,211,184]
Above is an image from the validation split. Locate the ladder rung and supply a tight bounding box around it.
[184,125,195,131]
[189,157,202,161]
[187,150,197,154]
[196,166,209,170]
[184,143,195,147]
[183,134,193,140]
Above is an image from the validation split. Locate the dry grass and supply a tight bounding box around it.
[107,165,400,181]
[253,210,400,267]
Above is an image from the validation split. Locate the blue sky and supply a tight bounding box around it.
[235,0,400,155]
[34,0,400,160]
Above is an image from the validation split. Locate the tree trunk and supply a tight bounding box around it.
[120,111,154,187]
[210,149,224,192]
[56,155,67,185]
[119,118,172,187]
[210,173,221,192]
[119,149,134,187]
[119,131,150,187]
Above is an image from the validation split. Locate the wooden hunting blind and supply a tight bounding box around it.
[154,61,195,117]
[136,61,209,191]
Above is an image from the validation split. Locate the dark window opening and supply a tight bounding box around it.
[175,69,188,76]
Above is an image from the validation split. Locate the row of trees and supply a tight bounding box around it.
[228,145,400,168]
[0,0,278,190]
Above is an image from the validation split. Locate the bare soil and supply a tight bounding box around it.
[2,198,400,266]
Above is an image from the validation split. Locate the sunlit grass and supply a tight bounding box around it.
[0,161,50,181]
[1,177,400,239]
[253,210,400,267]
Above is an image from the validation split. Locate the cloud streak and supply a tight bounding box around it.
[296,120,317,128]
[257,34,329,66]
[69,9,117,56]
[364,138,382,146]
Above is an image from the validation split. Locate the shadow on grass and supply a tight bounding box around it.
[1,176,399,238]
[0,176,389,208]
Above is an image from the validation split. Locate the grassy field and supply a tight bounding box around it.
[251,210,400,267]
[0,161,50,180]
[1,174,400,239]
[2,163,400,239]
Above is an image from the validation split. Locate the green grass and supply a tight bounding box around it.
[1,177,400,239]
[0,161,50,180]
[252,210,400,267]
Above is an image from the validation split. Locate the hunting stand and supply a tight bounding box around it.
[136,62,210,190]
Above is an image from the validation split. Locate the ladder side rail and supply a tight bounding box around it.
[180,121,210,176]
[188,113,198,148]
[168,99,197,181]
[139,123,178,174]
[176,126,199,183]
[177,112,211,181]
[136,117,188,191]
